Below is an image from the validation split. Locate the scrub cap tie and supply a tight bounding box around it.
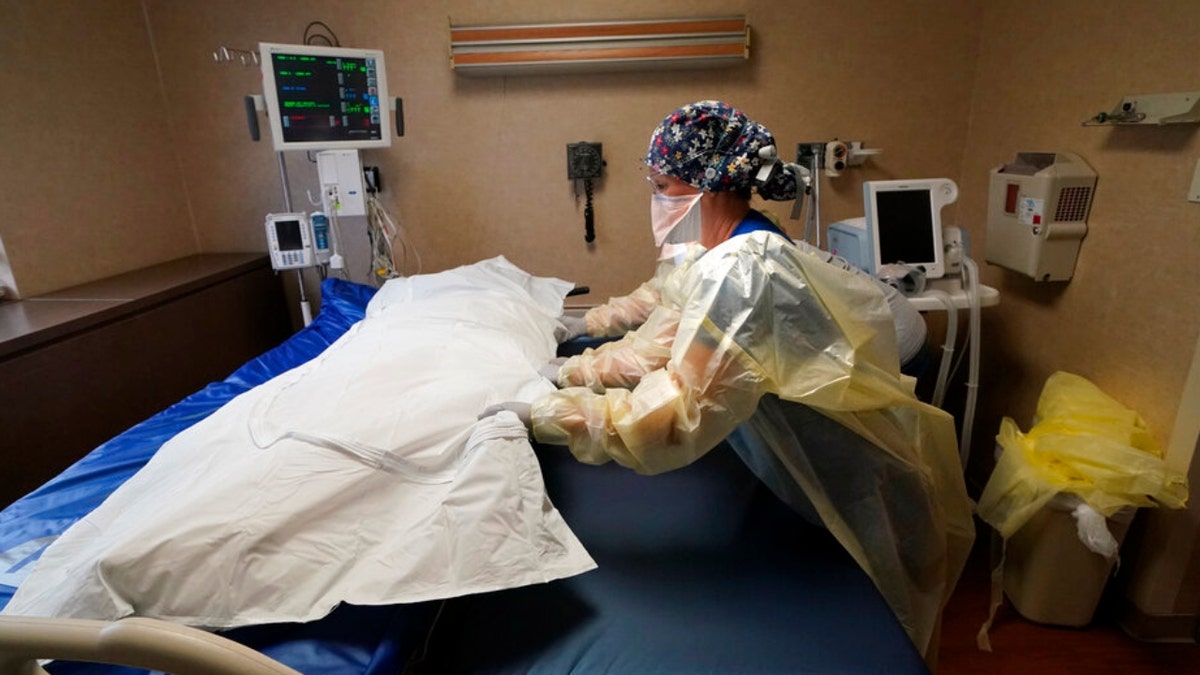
[644,100,798,201]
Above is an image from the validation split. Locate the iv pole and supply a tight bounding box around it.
[228,47,313,327]
[245,91,311,328]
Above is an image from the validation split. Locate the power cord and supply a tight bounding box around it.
[303,21,340,46]
[366,192,421,284]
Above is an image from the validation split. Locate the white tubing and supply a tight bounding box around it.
[959,257,981,469]
[922,290,958,408]
[295,269,311,327]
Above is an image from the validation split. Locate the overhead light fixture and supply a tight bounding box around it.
[449,16,750,76]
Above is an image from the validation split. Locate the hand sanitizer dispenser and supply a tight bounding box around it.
[986,152,1097,282]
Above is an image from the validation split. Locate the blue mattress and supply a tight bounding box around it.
[0,278,928,675]
[416,443,928,674]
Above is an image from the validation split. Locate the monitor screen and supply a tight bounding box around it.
[274,219,305,251]
[876,189,936,267]
[259,42,391,152]
[863,179,956,280]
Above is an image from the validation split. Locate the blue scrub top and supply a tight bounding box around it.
[731,209,793,243]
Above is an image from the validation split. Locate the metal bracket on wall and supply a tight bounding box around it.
[212,46,260,66]
[1083,91,1200,126]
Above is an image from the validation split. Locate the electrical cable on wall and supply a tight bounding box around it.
[366,192,420,283]
[367,194,398,283]
[304,21,340,46]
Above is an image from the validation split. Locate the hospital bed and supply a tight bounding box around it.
[0,276,930,674]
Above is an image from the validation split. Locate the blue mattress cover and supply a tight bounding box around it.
[1,279,928,675]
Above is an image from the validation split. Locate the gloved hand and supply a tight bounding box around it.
[539,357,569,385]
[478,401,532,428]
[553,314,588,343]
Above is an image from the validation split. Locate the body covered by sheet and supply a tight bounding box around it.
[3,257,595,628]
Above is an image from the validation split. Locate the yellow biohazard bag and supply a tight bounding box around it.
[978,371,1187,540]
[975,372,1187,649]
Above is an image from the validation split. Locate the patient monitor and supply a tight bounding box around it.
[258,42,391,153]
[827,178,959,280]
[861,178,958,279]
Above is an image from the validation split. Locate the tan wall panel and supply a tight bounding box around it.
[0,0,198,297]
[145,0,982,303]
[959,0,1200,479]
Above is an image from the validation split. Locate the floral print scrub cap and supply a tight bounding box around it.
[644,100,798,201]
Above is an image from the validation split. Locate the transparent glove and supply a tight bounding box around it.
[553,314,588,343]
[478,401,532,428]
[559,305,679,392]
[583,279,662,337]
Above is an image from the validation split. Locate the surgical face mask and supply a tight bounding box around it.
[650,192,703,247]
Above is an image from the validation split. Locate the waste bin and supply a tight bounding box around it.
[977,372,1188,634]
[1002,493,1135,626]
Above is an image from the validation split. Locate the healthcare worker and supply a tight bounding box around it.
[552,100,926,391]
[487,100,974,662]
[559,100,794,341]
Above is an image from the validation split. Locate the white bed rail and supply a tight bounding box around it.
[0,616,299,675]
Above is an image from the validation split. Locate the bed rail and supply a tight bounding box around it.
[0,616,298,675]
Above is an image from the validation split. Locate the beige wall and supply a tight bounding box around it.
[139,0,982,304]
[0,0,199,298]
[0,0,982,309]
[959,0,1200,473]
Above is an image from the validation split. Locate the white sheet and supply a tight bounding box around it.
[4,257,595,629]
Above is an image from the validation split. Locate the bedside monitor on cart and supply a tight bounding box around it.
[863,178,958,280]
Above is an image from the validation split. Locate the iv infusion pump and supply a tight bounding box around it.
[265,212,331,270]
